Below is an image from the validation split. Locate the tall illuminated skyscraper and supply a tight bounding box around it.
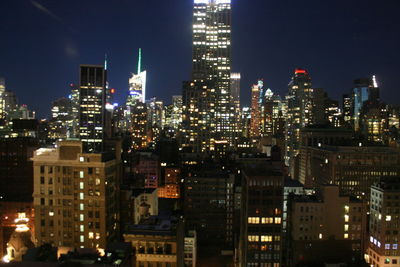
[0,78,6,120]
[285,69,313,170]
[351,77,379,131]
[183,0,234,153]
[231,73,241,140]
[250,81,262,138]
[79,65,106,153]
[128,48,147,105]
[125,50,148,150]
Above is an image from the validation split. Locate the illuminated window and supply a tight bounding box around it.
[248,235,259,242]
[344,205,349,213]
[275,217,282,224]
[80,182,84,190]
[79,157,85,162]
[80,235,84,243]
[80,225,84,232]
[261,217,274,224]
[80,171,84,179]
[248,217,260,224]
[344,233,349,239]
[95,233,100,240]
[80,214,84,222]
[79,193,84,200]
[344,215,349,222]
[344,224,349,231]
[80,203,84,211]
[261,235,273,242]
[319,233,323,239]
[386,215,391,221]
[89,232,94,239]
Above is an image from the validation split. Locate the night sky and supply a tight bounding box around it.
[1,0,400,118]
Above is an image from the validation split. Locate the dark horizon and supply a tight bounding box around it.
[1,0,400,118]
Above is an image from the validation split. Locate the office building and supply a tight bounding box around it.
[129,102,148,150]
[146,97,164,143]
[239,155,284,267]
[287,185,366,266]
[184,166,234,255]
[351,77,380,131]
[231,73,242,141]
[128,48,147,104]
[343,94,352,125]
[79,65,107,153]
[182,0,235,152]
[285,69,313,172]
[0,78,5,120]
[48,97,74,140]
[299,144,400,200]
[250,81,262,138]
[32,140,120,249]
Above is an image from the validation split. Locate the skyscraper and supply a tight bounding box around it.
[351,77,379,131]
[0,78,5,120]
[32,140,120,249]
[285,68,313,170]
[250,81,262,138]
[182,0,234,153]
[79,65,106,153]
[128,48,146,105]
[231,73,241,141]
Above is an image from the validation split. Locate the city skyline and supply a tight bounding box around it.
[1,0,400,118]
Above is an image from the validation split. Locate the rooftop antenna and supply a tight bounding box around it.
[104,54,108,70]
[137,48,142,74]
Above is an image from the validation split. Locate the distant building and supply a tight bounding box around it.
[351,77,380,131]
[79,65,107,153]
[32,140,120,249]
[299,144,400,200]
[133,152,160,189]
[158,168,181,199]
[250,81,262,138]
[285,69,313,173]
[128,48,147,104]
[48,97,74,140]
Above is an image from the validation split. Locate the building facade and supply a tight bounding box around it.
[366,177,400,267]
[79,65,107,153]
[182,0,235,152]
[32,140,120,249]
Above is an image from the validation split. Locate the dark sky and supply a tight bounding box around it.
[1,0,400,118]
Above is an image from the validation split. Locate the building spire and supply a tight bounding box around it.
[104,53,108,70]
[137,48,142,74]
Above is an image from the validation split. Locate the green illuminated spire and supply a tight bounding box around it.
[137,48,142,74]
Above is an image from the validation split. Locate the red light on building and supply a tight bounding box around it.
[295,69,307,75]
[111,88,115,94]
